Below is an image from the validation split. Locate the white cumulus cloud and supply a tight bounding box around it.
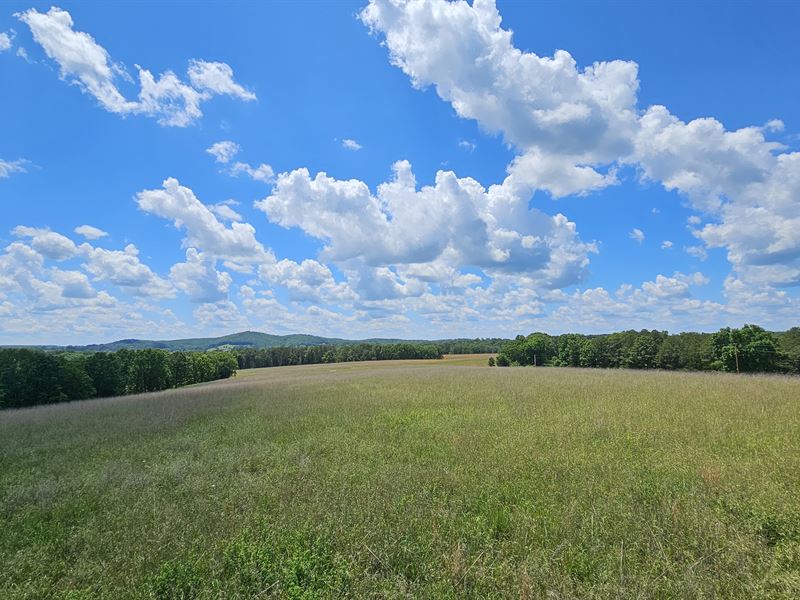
[361,0,800,289]
[187,59,256,101]
[13,226,79,260]
[361,0,638,195]
[17,7,255,127]
[80,242,174,298]
[136,177,275,266]
[0,31,13,51]
[230,161,274,183]
[206,141,240,164]
[74,224,108,240]
[170,248,232,303]
[257,159,596,288]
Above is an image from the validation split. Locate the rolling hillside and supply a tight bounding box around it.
[5,331,507,353]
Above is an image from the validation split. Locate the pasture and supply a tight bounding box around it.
[1,358,799,598]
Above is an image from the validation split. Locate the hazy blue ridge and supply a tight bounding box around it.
[0,331,508,352]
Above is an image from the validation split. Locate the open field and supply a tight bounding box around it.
[2,361,799,598]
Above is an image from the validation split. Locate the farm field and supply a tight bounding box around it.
[1,360,799,598]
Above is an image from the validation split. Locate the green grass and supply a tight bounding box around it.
[2,361,799,598]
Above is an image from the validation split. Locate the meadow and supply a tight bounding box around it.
[1,356,799,598]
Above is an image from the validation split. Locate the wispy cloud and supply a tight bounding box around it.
[342,138,362,151]
[458,139,476,152]
[630,228,645,244]
[0,158,29,179]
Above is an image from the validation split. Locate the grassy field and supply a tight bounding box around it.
[1,358,799,598]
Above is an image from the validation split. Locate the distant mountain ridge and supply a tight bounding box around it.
[7,330,453,352]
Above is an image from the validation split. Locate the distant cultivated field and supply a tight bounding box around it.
[1,361,799,598]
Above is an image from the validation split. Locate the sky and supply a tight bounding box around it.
[1,0,799,345]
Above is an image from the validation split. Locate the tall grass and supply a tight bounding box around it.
[1,359,799,598]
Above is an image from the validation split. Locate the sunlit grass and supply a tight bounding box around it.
[1,362,798,598]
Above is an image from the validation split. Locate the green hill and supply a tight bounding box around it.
[3,331,509,354]
[57,331,354,352]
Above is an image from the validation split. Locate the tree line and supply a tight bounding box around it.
[432,338,507,354]
[0,341,446,409]
[234,342,442,369]
[0,348,239,410]
[491,325,800,374]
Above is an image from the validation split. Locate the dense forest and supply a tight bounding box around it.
[0,348,239,410]
[492,325,800,374]
[433,338,507,354]
[233,339,504,369]
[235,342,442,369]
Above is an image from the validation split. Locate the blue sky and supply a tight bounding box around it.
[1,0,799,344]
